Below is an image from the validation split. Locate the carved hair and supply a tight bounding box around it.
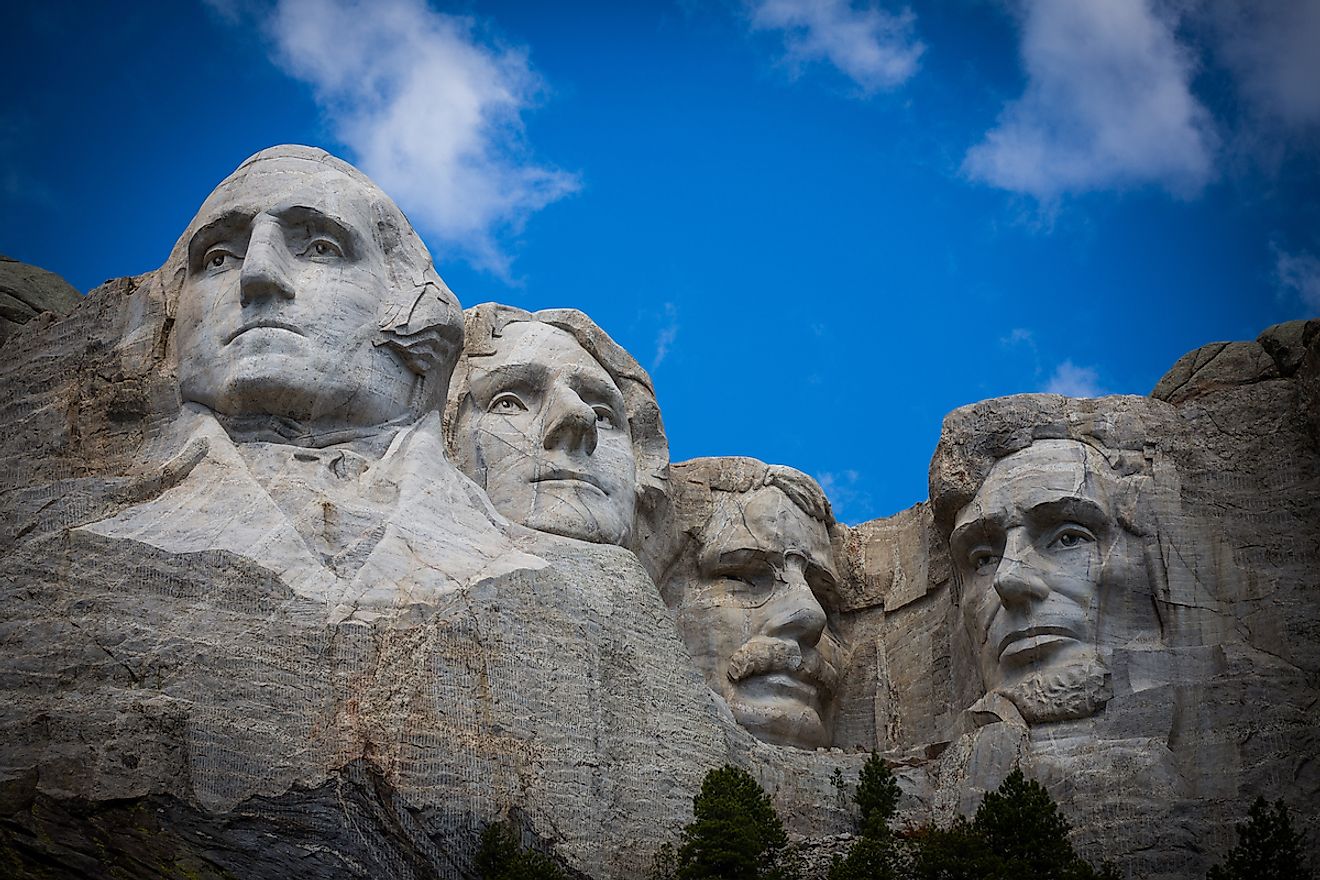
[659,456,836,607]
[929,394,1167,543]
[670,456,834,532]
[158,145,464,411]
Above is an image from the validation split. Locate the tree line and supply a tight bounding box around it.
[475,755,1311,880]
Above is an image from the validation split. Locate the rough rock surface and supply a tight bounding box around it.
[0,255,81,344]
[1,147,1317,880]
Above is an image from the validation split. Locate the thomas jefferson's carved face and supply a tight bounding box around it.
[176,157,418,432]
[951,440,1157,722]
[677,486,842,748]
[455,322,637,545]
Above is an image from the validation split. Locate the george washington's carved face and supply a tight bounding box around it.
[676,485,842,748]
[454,322,638,545]
[950,440,1158,722]
[176,157,421,435]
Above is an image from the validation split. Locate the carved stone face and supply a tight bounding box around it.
[455,321,638,545]
[676,486,842,748]
[950,440,1156,722]
[175,157,418,433]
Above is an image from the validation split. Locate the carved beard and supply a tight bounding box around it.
[999,655,1112,724]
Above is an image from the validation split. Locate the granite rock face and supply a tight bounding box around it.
[0,254,81,344]
[1,147,1317,879]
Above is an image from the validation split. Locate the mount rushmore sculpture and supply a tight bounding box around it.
[0,146,1316,879]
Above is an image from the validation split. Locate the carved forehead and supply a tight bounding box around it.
[700,486,833,564]
[188,154,380,236]
[475,322,621,392]
[955,439,1117,531]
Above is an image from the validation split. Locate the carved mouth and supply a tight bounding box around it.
[998,626,1079,664]
[745,671,820,703]
[225,320,306,344]
[531,470,605,493]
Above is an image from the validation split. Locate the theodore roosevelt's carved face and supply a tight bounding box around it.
[950,440,1157,722]
[454,321,637,545]
[175,157,419,434]
[676,485,842,748]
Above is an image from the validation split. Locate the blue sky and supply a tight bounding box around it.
[3,0,1318,523]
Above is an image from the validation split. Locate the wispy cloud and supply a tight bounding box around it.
[1042,360,1104,397]
[1203,0,1320,134]
[225,0,578,278]
[1000,327,1034,347]
[746,0,923,94]
[651,302,680,372]
[816,468,868,525]
[1274,245,1320,313]
[963,0,1215,200]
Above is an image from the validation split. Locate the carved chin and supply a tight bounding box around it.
[999,657,1113,724]
[726,691,829,750]
[521,485,632,546]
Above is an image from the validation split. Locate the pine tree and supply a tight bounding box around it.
[475,819,568,880]
[829,752,904,880]
[855,751,902,839]
[911,769,1114,880]
[675,765,798,880]
[910,817,1006,880]
[1207,796,1313,880]
[972,768,1083,878]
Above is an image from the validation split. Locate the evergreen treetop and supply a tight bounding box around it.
[854,751,902,839]
[1207,796,1313,880]
[675,764,797,880]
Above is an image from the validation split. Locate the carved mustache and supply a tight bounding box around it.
[726,636,839,696]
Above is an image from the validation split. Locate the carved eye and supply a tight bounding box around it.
[305,238,344,260]
[970,550,1001,574]
[1050,526,1095,549]
[592,405,618,430]
[719,571,762,592]
[204,248,236,270]
[489,393,528,414]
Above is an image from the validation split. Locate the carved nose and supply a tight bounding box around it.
[992,531,1050,608]
[541,384,598,455]
[239,217,295,306]
[764,566,826,648]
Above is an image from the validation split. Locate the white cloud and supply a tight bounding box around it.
[264,0,578,276]
[747,0,923,94]
[1203,0,1320,133]
[1000,327,1034,346]
[1043,360,1104,398]
[652,302,680,372]
[816,468,867,524]
[1275,246,1320,313]
[963,0,1215,200]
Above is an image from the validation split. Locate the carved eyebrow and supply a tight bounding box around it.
[699,544,774,576]
[187,210,254,268]
[269,204,363,258]
[468,361,551,397]
[949,515,1002,553]
[805,556,840,585]
[568,370,626,413]
[1024,496,1111,530]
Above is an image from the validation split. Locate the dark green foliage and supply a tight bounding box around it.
[475,820,568,880]
[855,751,902,839]
[909,769,1115,880]
[829,834,905,880]
[972,768,1086,878]
[830,752,905,880]
[674,764,798,880]
[1207,796,1312,880]
[909,817,1005,880]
